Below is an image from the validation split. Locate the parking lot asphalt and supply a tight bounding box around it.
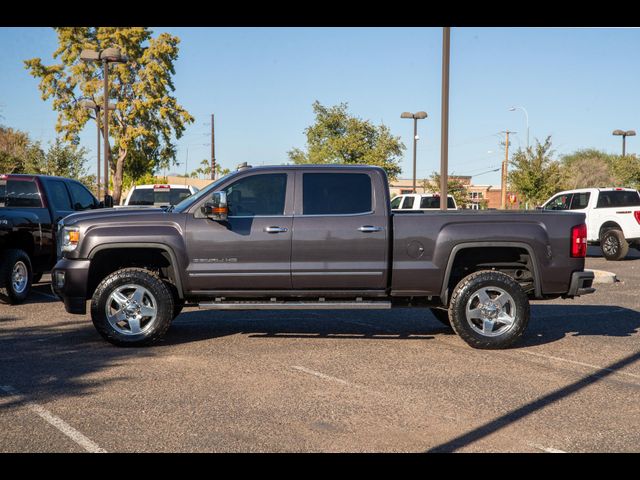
[1,246,639,453]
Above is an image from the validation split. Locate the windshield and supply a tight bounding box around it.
[171,173,235,213]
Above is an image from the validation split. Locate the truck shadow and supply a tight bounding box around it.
[587,245,640,261]
[165,303,640,347]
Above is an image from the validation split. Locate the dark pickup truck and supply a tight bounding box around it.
[51,165,595,349]
[0,174,106,303]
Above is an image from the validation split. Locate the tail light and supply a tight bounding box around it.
[571,223,587,258]
[634,211,640,225]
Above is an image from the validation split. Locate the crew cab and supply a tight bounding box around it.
[0,174,107,303]
[51,165,594,349]
[541,187,640,260]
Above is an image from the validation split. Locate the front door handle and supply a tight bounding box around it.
[358,225,384,233]
[264,226,289,233]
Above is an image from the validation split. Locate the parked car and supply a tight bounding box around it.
[121,184,199,208]
[391,193,458,210]
[0,174,107,303]
[540,187,640,260]
[52,165,594,349]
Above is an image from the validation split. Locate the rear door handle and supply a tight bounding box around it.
[358,225,384,233]
[264,226,289,233]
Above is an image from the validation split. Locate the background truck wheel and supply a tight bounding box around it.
[429,307,451,327]
[90,268,174,347]
[601,229,629,261]
[448,270,530,350]
[0,249,33,305]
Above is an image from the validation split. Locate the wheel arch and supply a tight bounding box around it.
[440,242,541,305]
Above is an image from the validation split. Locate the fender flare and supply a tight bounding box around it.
[440,241,542,304]
[88,242,184,299]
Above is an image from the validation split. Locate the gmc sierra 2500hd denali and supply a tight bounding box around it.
[51,165,595,349]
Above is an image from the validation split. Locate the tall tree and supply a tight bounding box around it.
[0,126,41,174]
[559,149,617,189]
[509,136,563,207]
[288,101,405,180]
[25,27,194,203]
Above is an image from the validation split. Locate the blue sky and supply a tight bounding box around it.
[1,27,639,186]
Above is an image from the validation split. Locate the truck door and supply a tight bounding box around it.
[291,170,389,290]
[185,171,293,291]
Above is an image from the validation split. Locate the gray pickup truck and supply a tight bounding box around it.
[51,165,594,349]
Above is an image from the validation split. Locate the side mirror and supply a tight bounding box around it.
[201,191,228,221]
[103,194,114,208]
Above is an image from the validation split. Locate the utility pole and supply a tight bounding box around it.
[501,130,516,209]
[440,27,451,211]
[211,113,216,180]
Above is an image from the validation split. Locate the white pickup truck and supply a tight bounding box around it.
[541,187,640,260]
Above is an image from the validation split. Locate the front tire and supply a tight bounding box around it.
[0,249,33,304]
[601,229,629,261]
[449,270,530,349]
[90,268,174,347]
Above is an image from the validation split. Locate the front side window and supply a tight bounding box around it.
[544,193,572,210]
[68,181,96,211]
[390,196,402,209]
[302,173,372,215]
[3,179,42,208]
[224,173,287,217]
[420,196,456,209]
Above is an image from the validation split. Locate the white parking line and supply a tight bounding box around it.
[291,366,353,386]
[530,443,567,453]
[519,350,640,381]
[0,385,107,453]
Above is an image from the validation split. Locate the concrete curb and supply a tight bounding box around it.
[585,269,619,284]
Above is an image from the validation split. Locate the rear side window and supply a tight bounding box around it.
[303,173,372,215]
[402,196,415,209]
[3,179,42,208]
[420,196,456,209]
[128,189,154,205]
[596,191,640,208]
[67,181,96,211]
[570,192,591,210]
[48,180,73,211]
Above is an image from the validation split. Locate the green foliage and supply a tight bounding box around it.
[189,159,230,179]
[508,136,563,207]
[0,126,41,174]
[24,27,194,203]
[558,149,618,189]
[288,101,405,180]
[422,173,469,208]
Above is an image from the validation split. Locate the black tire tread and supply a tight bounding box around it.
[0,249,33,305]
[90,267,174,347]
[448,270,530,350]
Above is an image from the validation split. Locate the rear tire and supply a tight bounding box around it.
[0,249,33,305]
[90,268,174,347]
[601,229,629,261]
[429,307,451,327]
[449,270,530,349]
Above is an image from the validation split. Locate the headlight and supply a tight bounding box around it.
[61,227,81,252]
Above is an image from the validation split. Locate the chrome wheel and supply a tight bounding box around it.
[105,284,158,336]
[602,234,619,256]
[12,261,28,294]
[465,286,516,337]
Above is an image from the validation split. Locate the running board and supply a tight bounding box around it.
[198,300,392,310]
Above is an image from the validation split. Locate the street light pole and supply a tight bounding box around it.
[613,129,636,157]
[509,106,529,149]
[401,111,428,193]
[501,130,516,209]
